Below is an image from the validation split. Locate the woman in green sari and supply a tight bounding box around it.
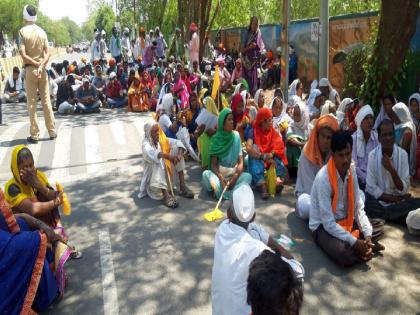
[198,96,219,169]
[202,108,252,200]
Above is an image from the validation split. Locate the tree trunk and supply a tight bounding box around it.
[363,0,418,105]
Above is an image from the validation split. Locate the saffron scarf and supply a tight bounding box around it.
[209,108,235,158]
[327,158,359,238]
[303,115,339,166]
[253,108,287,165]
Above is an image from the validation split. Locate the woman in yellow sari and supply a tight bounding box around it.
[4,145,81,258]
[128,72,149,112]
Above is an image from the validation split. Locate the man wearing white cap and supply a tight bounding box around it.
[19,4,56,143]
[318,77,341,107]
[211,184,303,315]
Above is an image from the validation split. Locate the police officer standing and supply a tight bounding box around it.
[19,4,56,143]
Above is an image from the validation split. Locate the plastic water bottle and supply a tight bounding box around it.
[56,182,71,216]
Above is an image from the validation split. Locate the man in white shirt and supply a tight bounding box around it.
[211,184,303,315]
[365,119,420,222]
[310,130,384,267]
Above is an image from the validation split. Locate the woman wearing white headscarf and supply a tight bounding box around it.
[286,101,309,170]
[288,79,303,101]
[336,98,354,130]
[351,105,378,190]
[270,96,291,137]
[307,88,323,121]
[158,93,179,138]
[408,93,420,130]
[392,102,417,176]
[138,120,193,208]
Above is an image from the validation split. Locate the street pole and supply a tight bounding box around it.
[281,0,290,102]
[133,0,136,27]
[319,0,329,79]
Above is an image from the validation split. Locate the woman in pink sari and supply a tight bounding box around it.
[173,70,190,110]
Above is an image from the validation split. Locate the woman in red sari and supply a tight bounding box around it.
[245,108,287,199]
[231,93,250,141]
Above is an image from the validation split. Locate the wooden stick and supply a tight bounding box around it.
[214,180,230,211]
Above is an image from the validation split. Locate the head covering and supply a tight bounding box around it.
[109,72,117,79]
[189,23,198,32]
[290,101,309,132]
[216,56,225,65]
[240,90,248,108]
[393,102,417,175]
[408,93,420,127]
[233,83,242,96]
[303,115,339,166]
[406,209,420,235]
[82,77,90,83]
[253,108,287,165]
[161,93,174,113]
[144,119,157,146]
[288,95,301,108]
[232,184,255,223]
[307,89,322,108]
[354,105,374,158]
[336,98,354,124]
[23,5,37,22]
[231,93,247,124]
[288,79,300,98]
[321,100,335,116]
[254,89,264,108]
[209,108,234,158]
[318,78,330,87]
[81,56,87,63]
[4,145,49,208]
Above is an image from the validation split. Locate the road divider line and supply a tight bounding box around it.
[49,124,72,182]
[99,228,119,315]
[85,124,101,174]
[0,121,26,166]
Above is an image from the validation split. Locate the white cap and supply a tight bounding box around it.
[407,209,420,230]
[319,78,330,87]
[109,72,117,79]
[232,184,255,223]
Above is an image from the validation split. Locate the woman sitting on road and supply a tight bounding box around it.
[231,93,251,141]
[198,96,219,170]
[0,191,68,313]
[202,108,252,200]
[392,102,417,176]
[128,72,150,112]
[245,108,288,199]
[139,120,194,208]
[270,96,291,139]
[4,145,81,258]
[286,101,309,176]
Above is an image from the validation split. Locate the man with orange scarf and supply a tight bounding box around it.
[309,131,384,267]
[245,108,287,199]
[295,115,339,219]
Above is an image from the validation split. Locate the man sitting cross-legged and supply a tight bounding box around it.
[365,119,420,223]
[211,184,304,315]
[309,130,384,267]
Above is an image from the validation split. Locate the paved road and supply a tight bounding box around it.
[0,54,419,314]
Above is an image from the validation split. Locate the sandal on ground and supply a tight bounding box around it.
[179,187,194,199]
[372,242,385,253]
[164,195,178,208]
[70,247,83,259]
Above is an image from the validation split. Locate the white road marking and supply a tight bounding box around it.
[85,124,101,174]
[0,121,26,166]
[49,124,72,182]
[99,228,120,315]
